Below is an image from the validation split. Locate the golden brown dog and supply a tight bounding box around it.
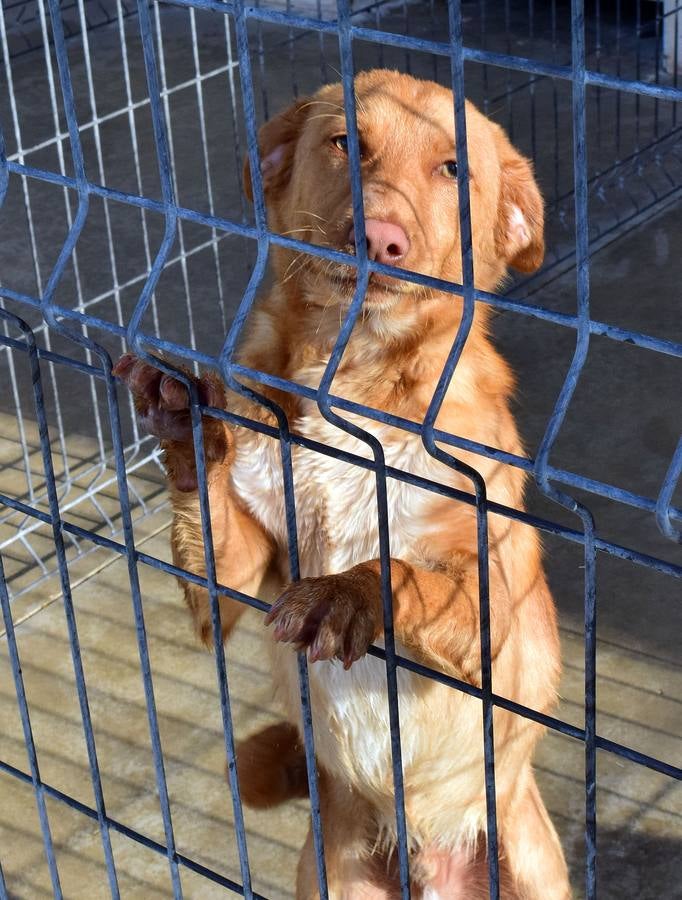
[115,70,571,899]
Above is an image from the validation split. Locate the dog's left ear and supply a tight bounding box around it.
[494,134,545,273]
[243,99,309,203]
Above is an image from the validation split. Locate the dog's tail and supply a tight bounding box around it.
[236,721,310,809]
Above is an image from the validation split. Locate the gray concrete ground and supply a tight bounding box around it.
[0,1,680,897]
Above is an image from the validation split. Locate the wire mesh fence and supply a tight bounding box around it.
[1,0,681,600]
[0,0,681,898]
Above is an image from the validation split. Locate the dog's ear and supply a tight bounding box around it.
[243,99,309,203]
[494,133,545,273]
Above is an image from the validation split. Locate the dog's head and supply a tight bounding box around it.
[244,70,544,312]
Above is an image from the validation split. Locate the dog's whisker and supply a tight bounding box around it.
[307,113,347,123]
[294,209,327,222]
[281,253,313,285]
[314,287,338,337]
[281,252,305,282]
[296,99,345,113]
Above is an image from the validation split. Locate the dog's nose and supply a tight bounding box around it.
[348,219,410,265]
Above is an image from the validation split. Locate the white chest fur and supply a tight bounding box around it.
[230,407,488,845]
[230,407,449,578]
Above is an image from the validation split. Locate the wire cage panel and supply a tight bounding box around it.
[1,1,681,599]
[0,0,681,898]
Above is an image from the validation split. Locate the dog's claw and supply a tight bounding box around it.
[113,352,229,491]
[266,574,380,668]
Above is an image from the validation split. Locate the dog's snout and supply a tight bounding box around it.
[348,219,410,265]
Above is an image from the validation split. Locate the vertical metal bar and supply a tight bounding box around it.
[0,474,62,897]
[402,0,411,74]
[480,0,489,116]
[568,13,598,890]
[182,379,256,899]
[317,0,328,83]
[594,0,602,155]
[615,0,622,159]
[583,513,598,899]
[223,16,249,227]
[219,2,329,895]
[551,0,560,202]
[316,2,411,895]
[76,0,128,357]
[115,0,159,341]
[189,7,229,331]
[5,298,120,897]
[43,0,186,894]
[430,0,439,81]
[504,0,513,140]
[635,0,642,152]
[654,0,662,138]
[422,2,500,895]
[674,4,679,126]
[286,0,298,97]
[533,2,598,897]
[373,0,385,68]
[0,852,7,900]
[37,0,108,474]
[131,0,261,894]
[153,3,200,366]
[528,0,537,162]
[107,363,188,900]
[254,0,269,121]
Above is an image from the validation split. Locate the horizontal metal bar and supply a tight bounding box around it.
[0,519,678,782]
[1,327,680,546]
[156,0,682,103]
[6,158,682,361]
[0,758,268,899]
[2,407,681,580]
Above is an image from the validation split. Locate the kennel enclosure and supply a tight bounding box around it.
[0,0,681,898]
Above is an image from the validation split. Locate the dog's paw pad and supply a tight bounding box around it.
[113,354,229,467]
[265,575,379,669]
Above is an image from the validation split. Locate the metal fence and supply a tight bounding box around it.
[0,0,681,898]
[1,0,681,600]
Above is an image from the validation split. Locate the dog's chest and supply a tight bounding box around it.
[230,408,441,577]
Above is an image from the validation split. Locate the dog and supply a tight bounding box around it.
[115,70,571,899]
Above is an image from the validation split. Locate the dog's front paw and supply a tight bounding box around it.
[265,572,381,669]
[113,353,229,491]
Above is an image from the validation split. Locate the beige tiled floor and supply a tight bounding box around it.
[1,529,308,899]
[3,526,681,899]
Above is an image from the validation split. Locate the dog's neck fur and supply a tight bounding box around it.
[254,265,503,418]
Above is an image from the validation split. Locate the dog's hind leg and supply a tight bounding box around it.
[295,776,396,900]
[502,769,572,899]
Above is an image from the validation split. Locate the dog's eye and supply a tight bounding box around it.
[437,161,458,179]
[332,134,349,153]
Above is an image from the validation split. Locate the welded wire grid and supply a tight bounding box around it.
[1,0,681,603]
[0,0,681,898]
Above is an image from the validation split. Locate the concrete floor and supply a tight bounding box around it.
[0,0,681,897]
